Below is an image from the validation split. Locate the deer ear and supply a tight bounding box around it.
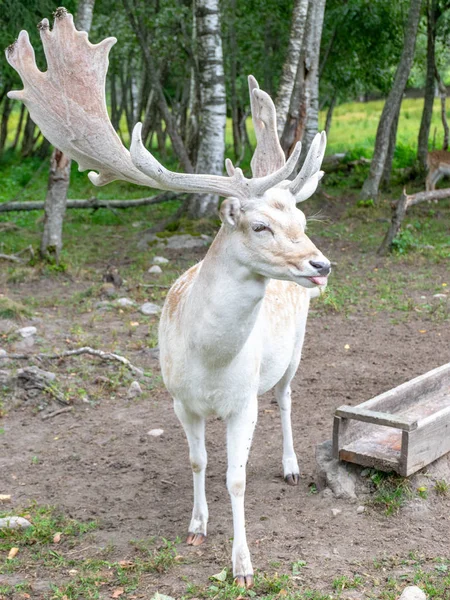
[219,197,241,228]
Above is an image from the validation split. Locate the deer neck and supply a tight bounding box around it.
[187,227,268,361]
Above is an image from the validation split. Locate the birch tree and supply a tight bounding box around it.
[189,0,227,218]
[40,1,96,262]
[361,0,423,200]
[301,0,327,157]
[276,0,309,137]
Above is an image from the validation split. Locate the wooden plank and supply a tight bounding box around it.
[336,405,418,431]
[355,363,450,415]
[405,406,450,475]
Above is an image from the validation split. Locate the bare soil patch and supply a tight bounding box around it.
[1,232,449,598]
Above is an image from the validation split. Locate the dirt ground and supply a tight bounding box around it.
[1,231,450,598]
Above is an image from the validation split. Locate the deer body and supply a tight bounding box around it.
[160,236,311,417]
[6,11,331,588]
[426,150,450,191]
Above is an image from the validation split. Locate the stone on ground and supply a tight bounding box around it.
[398,586,426,600]
[140,302,161,316]
[115,298,135,308]
[148,265,163,274]
[128,381,143,398]
[17,326,37,338]
[0,516,32,530]
[315,440,357,499]
[152,256,169,264]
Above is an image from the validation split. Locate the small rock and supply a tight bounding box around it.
[320,488,333,499]
[331,508,342,517]
[148,429,164,437]
[128,381,143,398]
[360,468,371,477]
[316,440,357,499]
[140,302,161,316]
[17,326,37,338]
[115,298,136,308]
[0,516,32,530]
[398,586,427,600]
[0,495,12,503]
[0,370,11,385]
[17,365,56,383]
[433,293,447,299]
[148,265,163,274]
[0,348,7,357]
[14,336,35,350]
[153,256,169,265]
[356,505,365,514]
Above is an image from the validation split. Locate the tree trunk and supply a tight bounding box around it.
[21,112,36,157]
[11,104,25,152]
[40,150,71,261]
[276,0,309,137]
[417,0,438,169]
[229,0,241,160]
[122,0,194,174]
[0,96,12,153]
[301,0,327,157]
[436,69,449,150]
[382,106,400,188]
[40,0,96,263]
[324,94,337,136]
[189,0,227,218]
[361,0,422,199]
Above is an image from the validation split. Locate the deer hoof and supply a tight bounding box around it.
[235,574,254,589]
[284,473,299,486]
[186,532,206,546]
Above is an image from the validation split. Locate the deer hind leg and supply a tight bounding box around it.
[275,372,300,486]
[226,398,258,589]
[173,400,208,546]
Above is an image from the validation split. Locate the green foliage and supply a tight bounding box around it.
[391,229,417,254]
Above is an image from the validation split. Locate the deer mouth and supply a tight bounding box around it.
[307,276,328,285]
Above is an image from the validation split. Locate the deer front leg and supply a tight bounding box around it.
[275,380,300,485]
[226,399,257,589]
[174,400,208,546]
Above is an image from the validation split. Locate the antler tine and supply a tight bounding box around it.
[289,132,327,198]
[131,123,302,199]
[248,75,286,178]
[6,10,159,189]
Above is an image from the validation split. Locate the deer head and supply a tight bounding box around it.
[6,8,329,287]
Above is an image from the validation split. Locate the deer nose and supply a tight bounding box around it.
[309,259,331,276]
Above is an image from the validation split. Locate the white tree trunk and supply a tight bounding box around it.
[41,0,96,262]
[189,0,227,218]
[276,0,309,137]
[361,0,422,200]
[301,0,326,157]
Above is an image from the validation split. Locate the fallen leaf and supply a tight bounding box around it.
[344,344,350,350]
[419,329,427,333]
[118,560,134,568]
[53,532,62,544]
[264,409,274,414]
[130,321,139,327]
[210,567,227,582]
[0,495,11,503]
[111,589,124,598]
[8,547,19,559]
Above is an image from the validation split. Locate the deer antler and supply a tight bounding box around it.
[130,123,302,200]
[248,75,286,178]
[6,9,154,188]
[5,9,308,200]
[288,131,326,202]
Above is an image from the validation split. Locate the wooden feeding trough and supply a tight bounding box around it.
[333,363,450,476]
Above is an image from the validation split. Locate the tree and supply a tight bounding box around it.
[189,0,227,218]
[361,0,423,200]
[40,2,96,262]
[417,0,439,169]
[276,0,309,138]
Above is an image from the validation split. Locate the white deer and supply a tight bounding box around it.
[6,10,331,588]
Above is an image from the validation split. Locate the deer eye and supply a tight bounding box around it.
[252,223,269,233]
